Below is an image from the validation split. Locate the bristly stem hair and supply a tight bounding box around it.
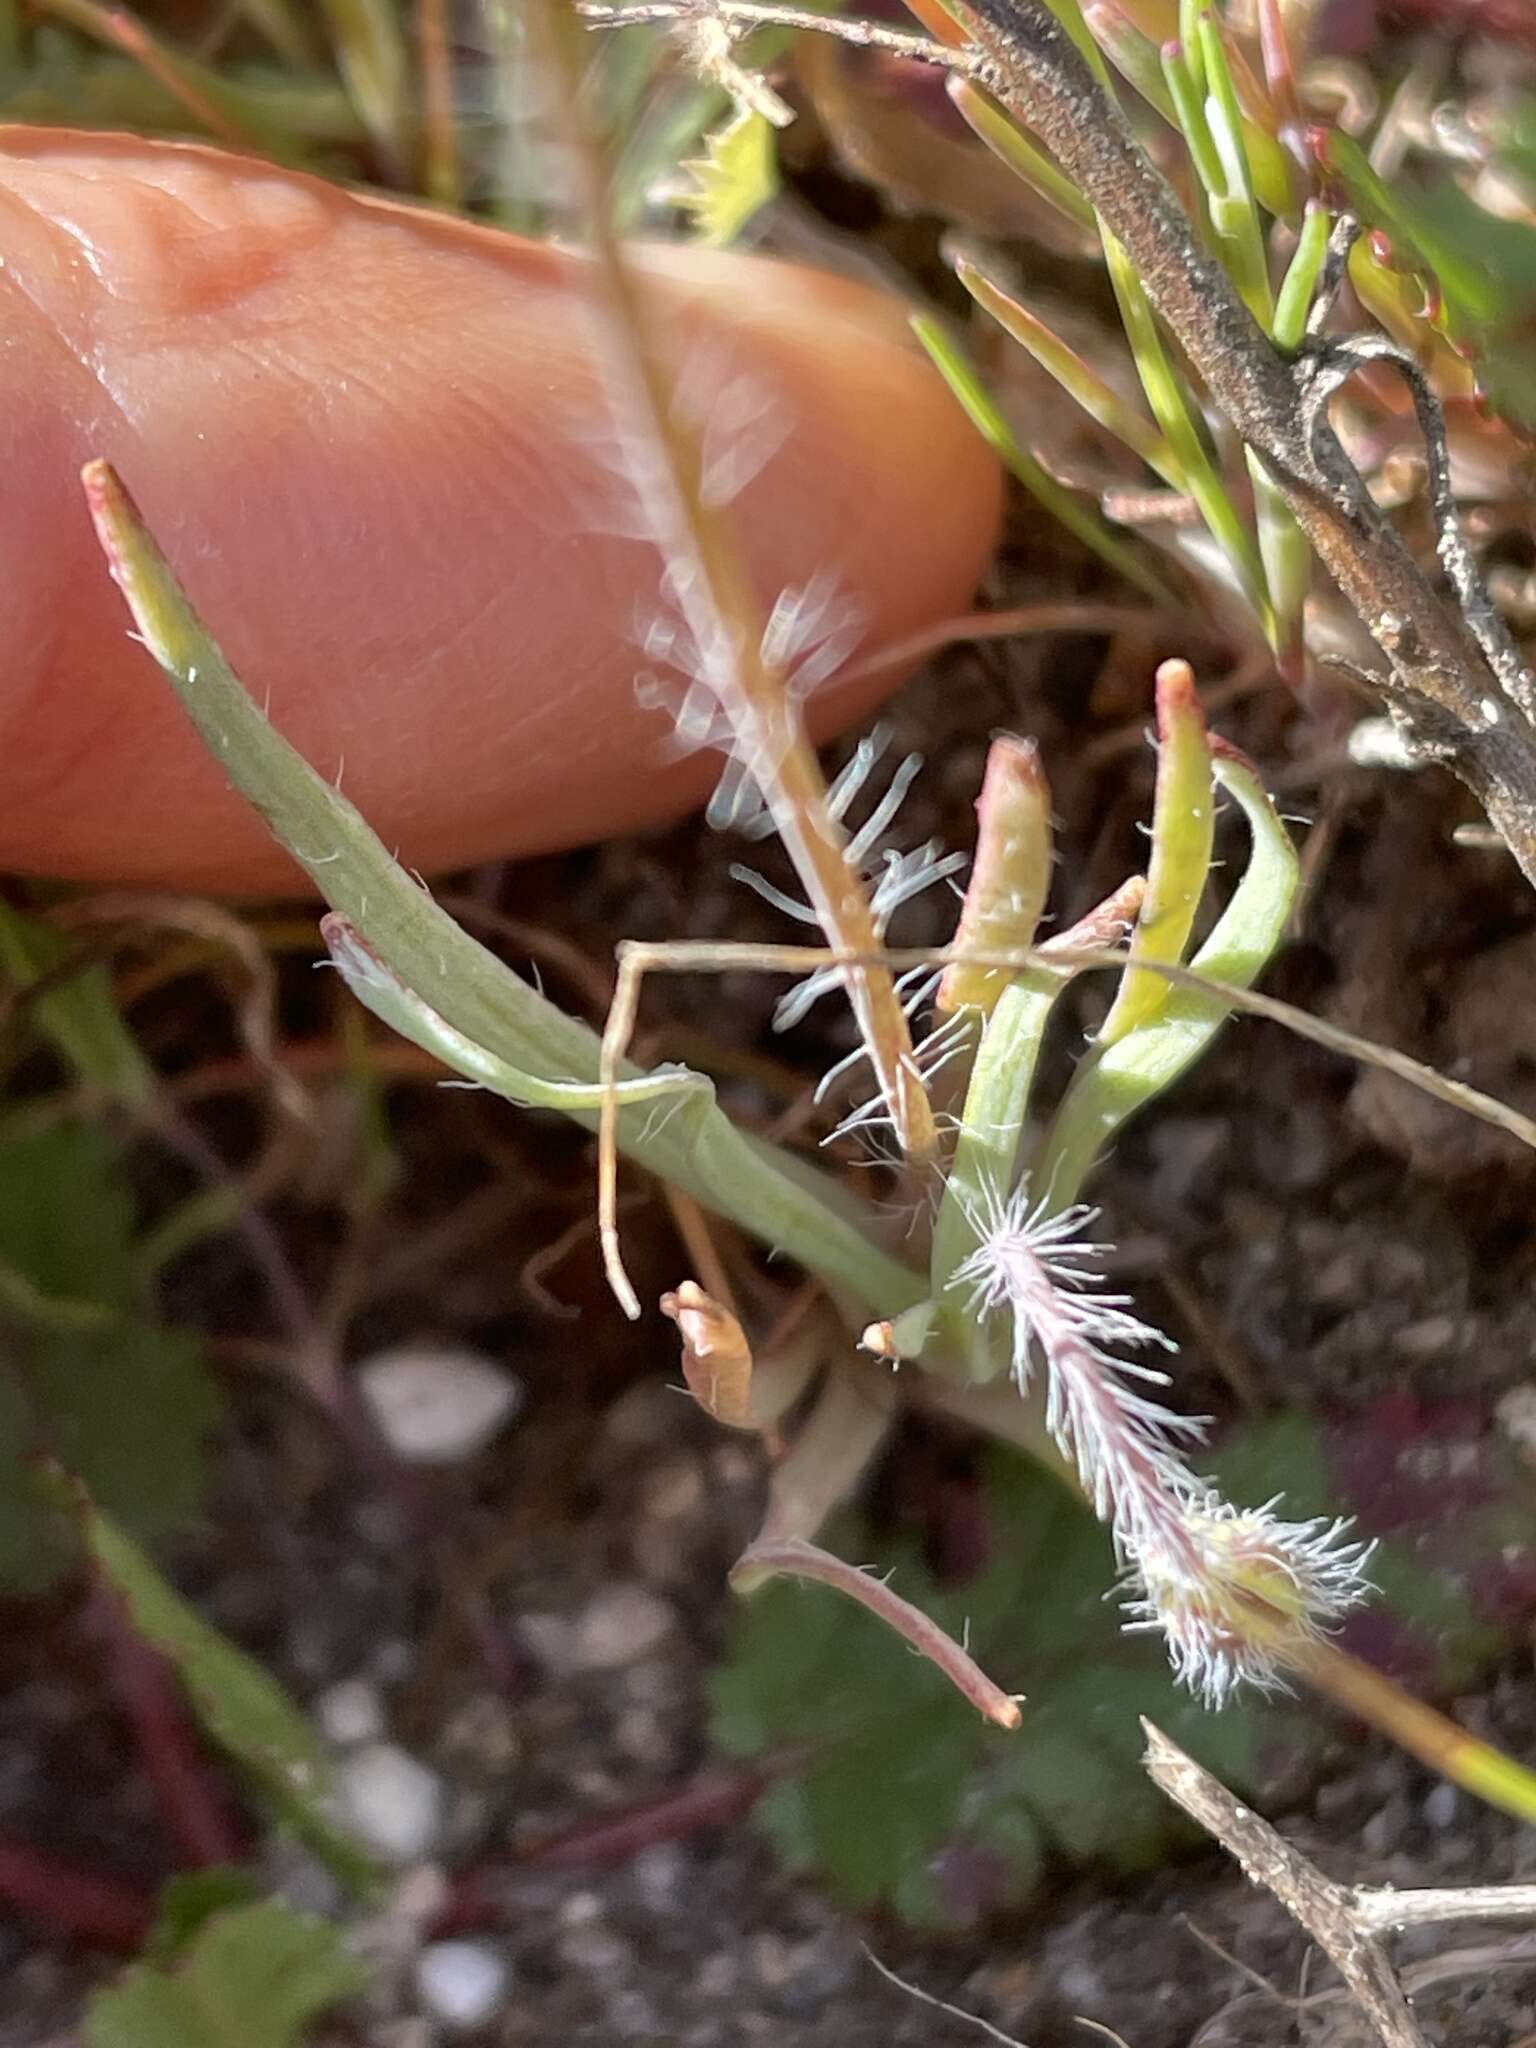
[532,0,938,1314]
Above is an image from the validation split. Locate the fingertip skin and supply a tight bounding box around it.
[0,127,1002,893]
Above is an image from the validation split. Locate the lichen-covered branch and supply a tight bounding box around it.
[949,0,1536,885]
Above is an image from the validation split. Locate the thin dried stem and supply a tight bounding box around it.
[576,0,974,67]
[604,938,1536,1158]
[840,602,1195,684]
[415,0,462,206]
[732,1536,1023,1727]
[863,1948,1028,2045]
[540,0,936,1310]
[1143,1722,1428,2048]
[1352,1886,1536,1934]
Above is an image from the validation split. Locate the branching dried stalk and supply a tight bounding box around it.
[576,0,971,68]
[947,0,1536,883]
[1144,1721,1428,2048]
[1148,1724,1536,2047]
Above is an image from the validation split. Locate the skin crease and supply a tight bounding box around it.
[0,128,1002,895]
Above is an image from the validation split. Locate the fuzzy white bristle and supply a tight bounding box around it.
[953,1182,1371,1701]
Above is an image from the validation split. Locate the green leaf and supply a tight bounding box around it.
[716,1404,1536,1924]
[1035,741,1299,1208]
[1272,201,1330,353]
[1098,662,1213,1048]
[678,107,779,246]
[0,901,155,1112]
[0,1124,220,1588]
[711,1447,1276,1924]
[81,462,920,1323]
[145,1869,267,1966]
[0,1122,136,1308]
[929,967,1076,1380]
[955,250,1173,475]
[798,1696,981,1913]
[910,315,1175,606]
[79,1501,376,1897]
[84,1898,364,2048]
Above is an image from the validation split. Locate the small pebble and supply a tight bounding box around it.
[415,1941,511,2031]
[527,1585,674,1674]
[376,2023,438,2048]
[337,1743,445,1864]
[315,1677,387,1749]
[1424,1781,1460,1829]
[558,1924,635,1976]
[356,1344,524,1463]
[571,1584,673,1669]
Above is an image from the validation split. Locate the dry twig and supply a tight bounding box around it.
[1143,1720,1427,2048]
[949,0,1536,884]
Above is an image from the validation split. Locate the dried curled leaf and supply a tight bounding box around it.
[662,1279,755,1427]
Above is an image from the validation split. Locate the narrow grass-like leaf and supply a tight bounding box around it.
[953,252,1174,477]
[80,462,920,1319]
[323,914,705,1121]
[1273,201,1331,352]
[1034,739,1298,1208]
[929,878,1146,1381]
[1083,2,1178,120]
[910,317,1173,603]
[1161,38,1222,199]
[1195,14,1272,324]
[29,0,261,146]
[1099,237,1272,630]
[946,76,1097,232]
[931,976,1071,1382]
[1082,2,1291,214]
[1099,661,1213,1047]
[75,1493,376,1897]
[320,0,410,180]
[0,901,156,1112]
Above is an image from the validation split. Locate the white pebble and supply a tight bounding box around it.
[337,1744,445,1864]
[315,1677,386,1749]
[565,1585,674,1671]
[1423,1781,1459,1829]
[356,1345,524,1464]
[415,1942,511,2030]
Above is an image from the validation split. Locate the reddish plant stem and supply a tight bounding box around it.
[510,1764,781,1875]
[0,1838,153,1952]
[732,1538,1023,1727]
[93,1587,248,1870]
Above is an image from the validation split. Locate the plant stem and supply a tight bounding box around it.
[732,1536,1023,1727]
[80,463,923,1324]
[537,0,938,1188]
